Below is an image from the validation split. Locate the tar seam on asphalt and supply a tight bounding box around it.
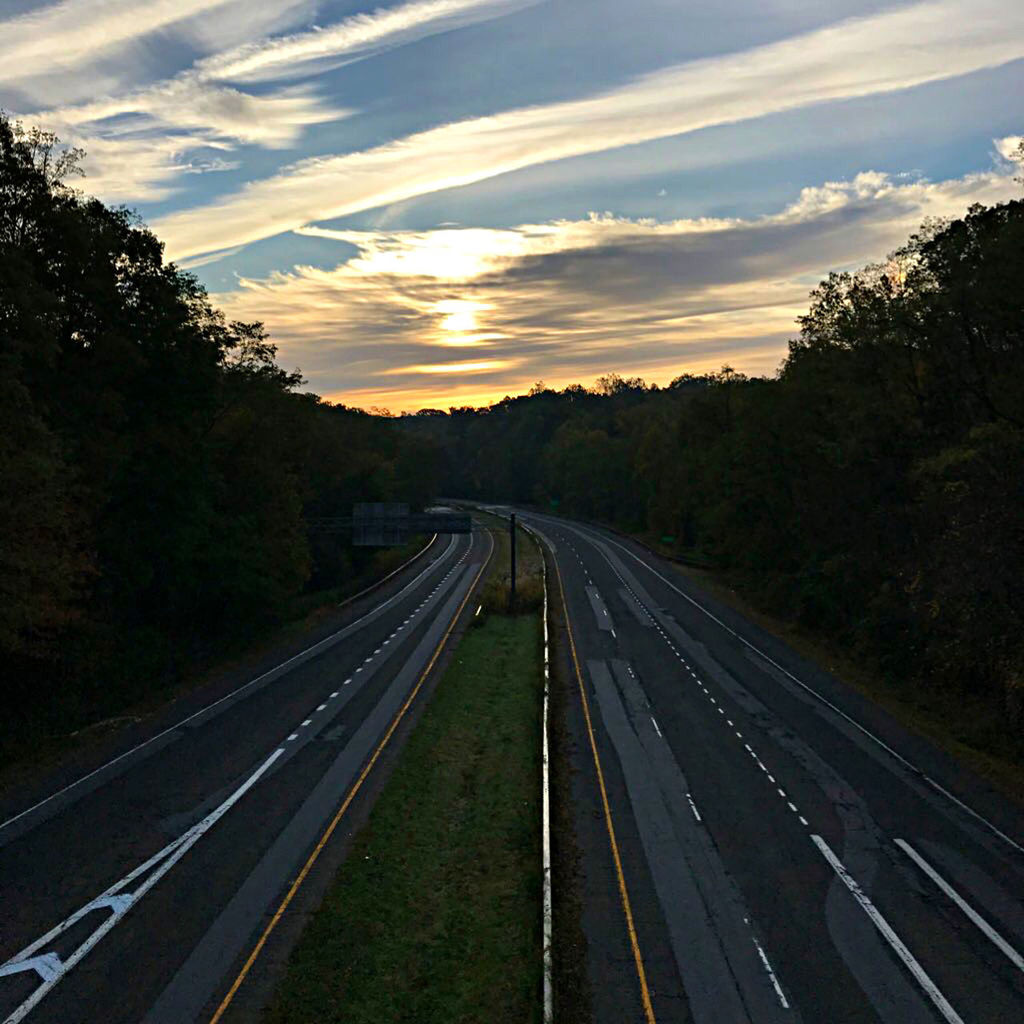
[559,522,984,1024]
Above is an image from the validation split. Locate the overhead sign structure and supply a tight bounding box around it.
[353,503,409,546]
[307,503,473,546]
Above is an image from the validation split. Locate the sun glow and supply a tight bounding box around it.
[386,359,516,375]
[430,298,499,345]
[435,331,508,347]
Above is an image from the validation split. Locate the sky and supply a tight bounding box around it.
[2,0,1022,411]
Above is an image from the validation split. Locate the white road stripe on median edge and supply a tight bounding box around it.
[0,534,457,837]
[516,518,553,1024]
[895,838,1024,974]
[811,835,964,1024]
[2,527,468,1021]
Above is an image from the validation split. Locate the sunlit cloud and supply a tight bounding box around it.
[158,0,1024,262]
[435,298,490,334]
[295,224,545,278]
[25,105,337,202]
[996,134,1024,161]
[27,77,346,199]
[435,333,507,346]
[37,79,344,150]
[0,0,313,99]
[3,0,537,203]
[388,359,519,375]
[210,155,1021,411]
[7,0,1019,415]
[198,0,539,83]
[0,0,235,76]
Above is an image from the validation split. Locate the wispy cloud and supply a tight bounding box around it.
[0,0,312,98]
[387,359,519,375]
[6,0,534,202]
[0,0,235,74]
[209,155,1021,410]
[37,78,344,149]
[198,0,538,83]
[26,76,344,200]
[156,0,1024,262]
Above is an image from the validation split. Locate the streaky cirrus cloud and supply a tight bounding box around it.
[28,80,344,201]
[14,0,536,202]
[197,0,540,83]
[0,0,311,92]
[36,79,344,150]
[156,0,1024,263]
[209,150,1022,412]
[0,0,233,72]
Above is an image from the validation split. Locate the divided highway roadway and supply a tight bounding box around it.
[514,509,1024,1024]
[0,528,492,1024]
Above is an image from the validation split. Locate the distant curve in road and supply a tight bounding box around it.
[509,507,1024,1024]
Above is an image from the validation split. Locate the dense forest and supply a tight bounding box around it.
[4,111,1022,762]
[0,116,438,754]
[404,190,1024,751]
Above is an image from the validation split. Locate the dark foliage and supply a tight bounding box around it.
[403,202,1024,744]
[0,116,439,748]
[5,110,1021,756]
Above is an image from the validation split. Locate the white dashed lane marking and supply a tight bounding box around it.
[598,556,817,833]
[284,542,472,749]
[685,792,702,822]
[554,525,972,1024]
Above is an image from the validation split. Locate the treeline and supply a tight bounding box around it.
[4,109,1021,759]
[406,197,1024,748]
[1,117,439,750]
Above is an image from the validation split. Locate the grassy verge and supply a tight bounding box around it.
[264,577,544,1022]
[288,536,430,622]
[472,511,545,614]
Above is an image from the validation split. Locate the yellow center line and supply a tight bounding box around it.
[553,557,657,1024]
[209,530,495,1024]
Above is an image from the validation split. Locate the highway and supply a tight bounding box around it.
[0,527,492,1024]
[515,509,1024,1024]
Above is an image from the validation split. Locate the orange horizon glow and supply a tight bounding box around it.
[319,347,786,414]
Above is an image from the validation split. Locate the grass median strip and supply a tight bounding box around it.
[265,603,544,1023]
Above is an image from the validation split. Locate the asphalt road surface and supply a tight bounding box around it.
[512,508,1024,1024]
[0,528,492,1024]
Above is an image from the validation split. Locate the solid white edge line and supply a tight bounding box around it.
[811,834,964,1024]
[895,838,1024,974]
[543,514,1023,858]
[0,534,457,836]
[2,749,284,1023]
[517,519,554,1024]
[4,539,483,1021]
